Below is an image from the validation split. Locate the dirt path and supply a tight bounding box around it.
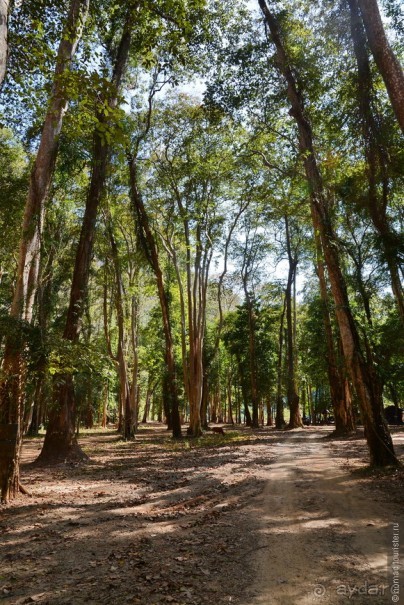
[250,430,404,605]
[1,426,403,605]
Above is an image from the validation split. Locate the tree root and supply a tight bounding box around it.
[19,482,32,497]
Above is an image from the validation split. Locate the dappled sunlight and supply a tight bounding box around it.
[1,425,403,604]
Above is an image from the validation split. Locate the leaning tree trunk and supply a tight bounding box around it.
[128,158,182,438]
[284,216,302,429]
[0,0,89,500]
[258,0,398,466]
[348,0,404,322]
[37,16,132,464]
[356,0,404,135]
[314,227,355,435]
[0,0,9,90]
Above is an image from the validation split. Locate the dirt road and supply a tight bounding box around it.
[1,426,403,604]
[250,430,403,605]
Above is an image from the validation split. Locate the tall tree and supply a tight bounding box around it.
[107,216,133,440]
[347,0,404,321]
[356,0,404,134]
[313,230,355,435]
[0,0,89,502]
[128,157,182,438]
[284,215,302,428]
[144,99,242,436]
[257,0,398,466]
[275,295,286,429]
[37,7,133,463]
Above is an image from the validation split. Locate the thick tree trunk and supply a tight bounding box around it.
[348,0,404,321]
[128,159,181,438]
[356,0,404,134]
[258,0,398,466]
[0,0,9,90]
[0,0,89,495]
[314,230,355,435]
[37,17,132,464]
[284,217,302,429]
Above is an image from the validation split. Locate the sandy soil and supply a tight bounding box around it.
[249,429,404,604]
[0,425,403,605]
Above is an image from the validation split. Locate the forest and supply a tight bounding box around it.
[0,1,403,600]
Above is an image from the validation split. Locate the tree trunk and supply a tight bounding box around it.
[102,383,108,428]
[0,0,89,495]
[275,296,286,429]
[308,383,315,424]
[238,365,252,426]
[37,15,133,464]
[128,159,181,438]
[227,372,234,424]
[200,371,209,430]
[266,395,273,426]
[258,0,398,466]
[284,216,302,429]
[0,0,9,90]
[245,296,259,427]
[314,230,355,435]
[108,221,133,440]
[130,292,140,434]
[348,0,404,321]
[356,0,404,134]
[141,379,156,424]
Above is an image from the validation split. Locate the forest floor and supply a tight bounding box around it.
[0,425,403,605]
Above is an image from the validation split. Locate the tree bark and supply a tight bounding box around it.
[356,0,404,134]
[37,13,133,464]
[258,0,398,466]
[129,290,140,434]
[128,159,182,438]
[0,0,9,90]
[266,395,273,426]
[238,358,252,426]
[108,222,132,440]
[314,229,355,435]
[348,0,404,322]
[141,378,156,424]
[241,234,260,428]
[284,216,302,429]
[275,296,286,429]
[244,294,259,427]
[0,0,89,497]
